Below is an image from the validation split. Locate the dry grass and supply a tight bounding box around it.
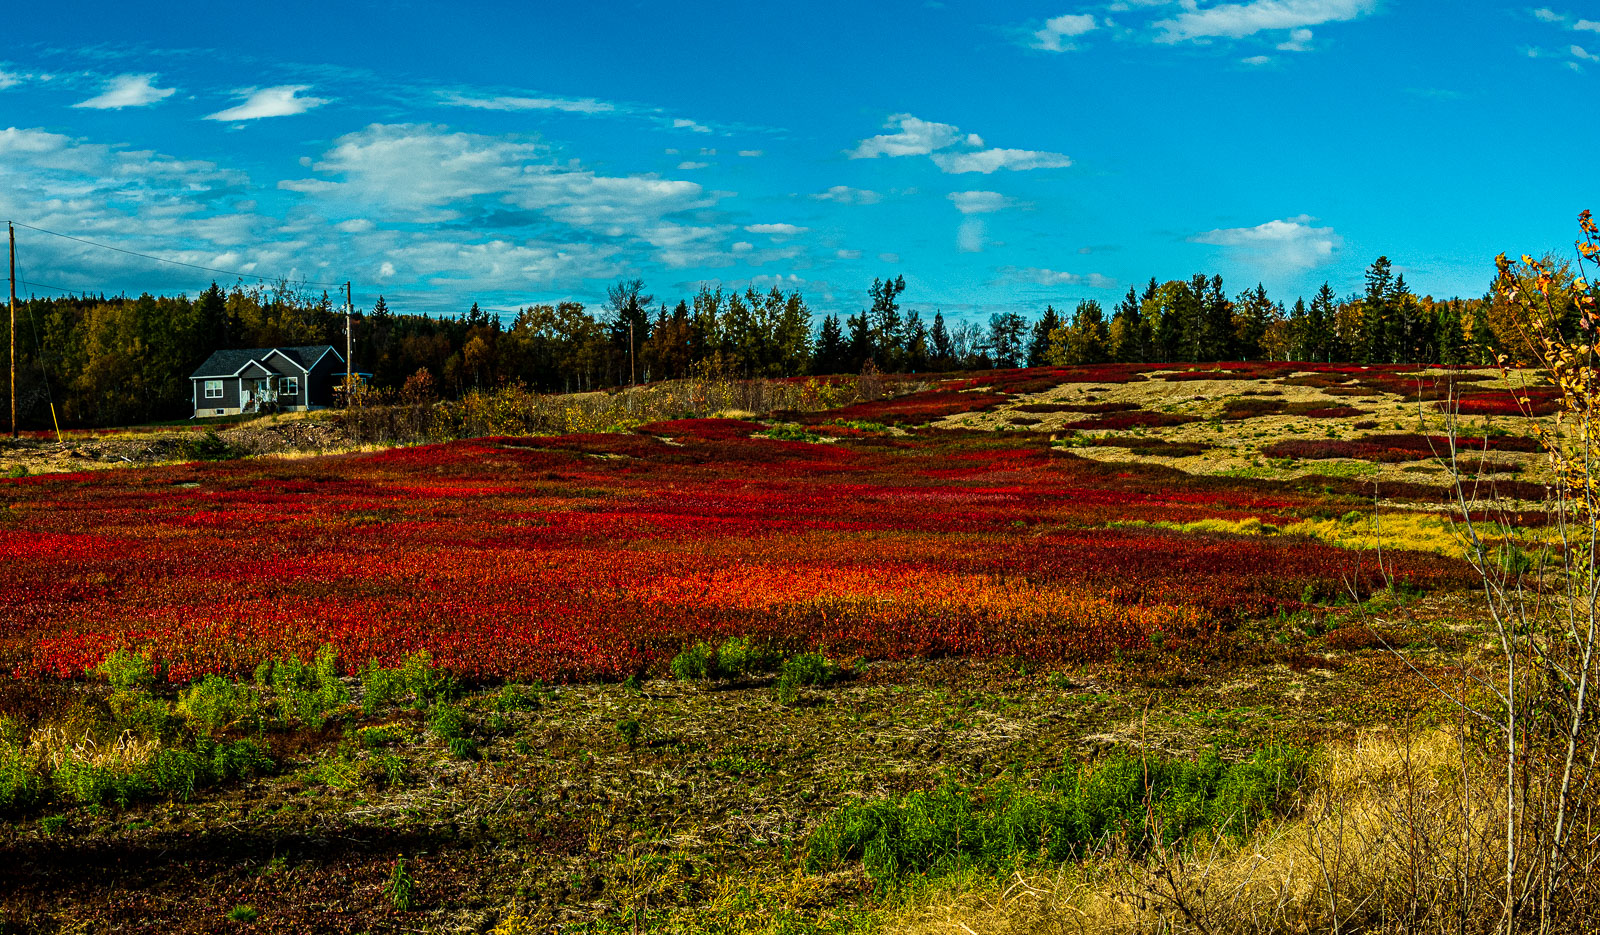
[891,728,1546,935]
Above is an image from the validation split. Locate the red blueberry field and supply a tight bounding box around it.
[1,377,1483,685]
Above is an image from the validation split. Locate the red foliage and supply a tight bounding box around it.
[0,420,1477,685]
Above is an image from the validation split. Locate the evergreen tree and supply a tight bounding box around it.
[1204,275,1234,360]
[812,313,845,374]
[1027,305,1062,367]
[845,312,873,371]
[868,275,906,368]
[902,309,929,372]
[1109,286,1145,362]
[1435,300,1466,365]
[1360,256,1394,364]
[929,311,954,370]
[1234,284,1272,360]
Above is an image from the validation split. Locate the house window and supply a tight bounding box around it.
[283,376,299,396]
[204,380,223,399]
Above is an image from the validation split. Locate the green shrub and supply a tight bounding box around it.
[359,652,458,715]
[711,636,775,679]
[773,674,801,706]
[780,652,839,686]
[179,675,264,736]
[356,723,412,748]
[256,645,349,728]
[493,682,544,712]
[360,753,409,789]
[179,430,243,462]
[226,905,258,922]
[615,718,643,749]
[95,650,158,693]
[670,642,714,681]
[0,739,46,813]
[387,858,417,911]
[428,705,477,759]
[806,743,1310,885]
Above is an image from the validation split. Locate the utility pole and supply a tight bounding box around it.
[344,281,353,403]
[8,223,15,438]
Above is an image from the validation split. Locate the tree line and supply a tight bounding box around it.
[3,254,1575,427]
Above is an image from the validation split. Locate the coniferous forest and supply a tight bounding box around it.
[6,254,1579,428]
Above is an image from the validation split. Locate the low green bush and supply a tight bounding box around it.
[95,650,159,693]
[428,704,477,759]
[806,743,1311,885]
[780,652,839,686]
[670,642,714,680]
[178,675,264,736]
[255,644,348,728]
[359,651,458,715]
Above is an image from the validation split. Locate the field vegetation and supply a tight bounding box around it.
[2,239,1598,932]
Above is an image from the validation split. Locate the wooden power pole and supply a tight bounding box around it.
[344,281,353,401]
[8,223,15,438]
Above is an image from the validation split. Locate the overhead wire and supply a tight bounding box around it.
[14,252,65,442]
[6,220,347,289]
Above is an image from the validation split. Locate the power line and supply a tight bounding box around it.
[6,220,346,288]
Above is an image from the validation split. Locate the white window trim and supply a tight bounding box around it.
[283,376,300,395]
[203,379,224,399]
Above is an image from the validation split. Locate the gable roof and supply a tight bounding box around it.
[190,345,343,379]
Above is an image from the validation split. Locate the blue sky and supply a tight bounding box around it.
[0,1,1595,324]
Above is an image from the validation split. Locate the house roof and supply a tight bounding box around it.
[190,345,343,379]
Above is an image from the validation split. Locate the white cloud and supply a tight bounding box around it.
[1534,8,1565,23]
[672,117,712,133]
[1009,267,1116,288]
[1277,27,1314,50]
[436,90,616,114]
[73,73,176,109]
[378,261,396,279]
[1191,214,1342,271]
[335,218,374,233]
[0,70,24,90]
[296,123,727,268]
[948,190,1013,214]
[731,241,754,253]
[878,252,901,263]
[811,185,883,204]
[745,223,807,236]
[850,113,1071,175]
[835,249,862,259]
[957,218,986,253]
[1579,20,1600,32]
[850,113,974,158]
[738,149,764,157]
[677,160,709,170]
[1573,44,1600,61]
[1031,13,1099,51]
[1241,54,1274,64]
[206,85,329,121]
[932,148,1072,174]
[1154,0,1375,43]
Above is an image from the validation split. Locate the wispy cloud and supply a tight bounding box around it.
[1003,267,1117,288]
[948,191,1014,214]
[956,218,986,253]
[850,113,1071,175]
[745,223,807,236]
[850,113,977,158]
[811,185,883,204]
[1526,9,1600,70]
[206,85,328,121]
[933,149,1072,174]
[1153,0,1376,43]
[1029,13,1099,51]
[436,90,616,114]
[73,73,176,109]
[1191,214,1342,272]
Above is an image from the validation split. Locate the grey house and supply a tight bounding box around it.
[189,345,347,418]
